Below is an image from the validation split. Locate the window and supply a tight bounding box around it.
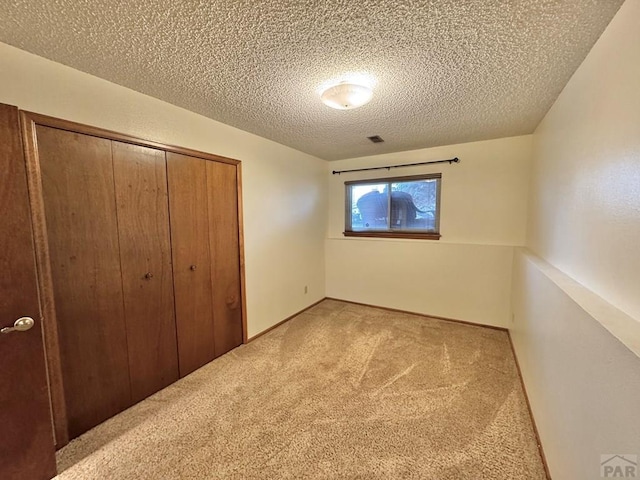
[344,173,441,239]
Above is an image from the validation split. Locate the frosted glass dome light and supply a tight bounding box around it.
[320,82,373,110]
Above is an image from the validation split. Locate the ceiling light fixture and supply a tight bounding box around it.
[320,82,373,110]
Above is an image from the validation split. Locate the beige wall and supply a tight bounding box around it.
[326,135,532,327]
[513,0,640,478]
[526,0,640,322]
[512,250,640,480]
[0,42,328,338]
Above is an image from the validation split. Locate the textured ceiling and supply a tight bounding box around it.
[0,1,624,160]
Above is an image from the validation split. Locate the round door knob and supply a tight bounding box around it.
[190,265,197,271]
[1,316,35,334]
[144,272,154,279]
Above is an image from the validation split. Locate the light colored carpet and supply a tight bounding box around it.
[55,299,547,479]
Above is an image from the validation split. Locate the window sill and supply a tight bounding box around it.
[343,231,441,240]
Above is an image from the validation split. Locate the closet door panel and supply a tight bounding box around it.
[37,126,131,439]
[167,153,216,376]
[206,161,243,356]
[112,142,179,403]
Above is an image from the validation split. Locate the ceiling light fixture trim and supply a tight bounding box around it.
[321,82,373,110]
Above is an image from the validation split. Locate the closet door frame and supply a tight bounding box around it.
[20,111,248,448]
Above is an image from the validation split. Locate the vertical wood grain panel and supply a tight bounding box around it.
[0,104,57,480]
[206,161,243,356]
[112,142,179,403]
[236,163,248,344]
[37,125,131,439]
[20,111,70,447]
[167,152,216,376]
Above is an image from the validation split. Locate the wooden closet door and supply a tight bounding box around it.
[206,161,243,356]
[37,126,131,439]
[167,153,216,376]
[112,142,179,403]
[0,105,56,480]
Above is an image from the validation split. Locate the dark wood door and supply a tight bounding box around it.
[112,142,179,403]
[167,153,216,376]
[206,161,243,356]
[0,105,57,479]
[37,126,132,439]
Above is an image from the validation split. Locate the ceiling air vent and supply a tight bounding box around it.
[367,135,384,143]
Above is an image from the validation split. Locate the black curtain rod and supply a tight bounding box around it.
[332,157,460,175]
